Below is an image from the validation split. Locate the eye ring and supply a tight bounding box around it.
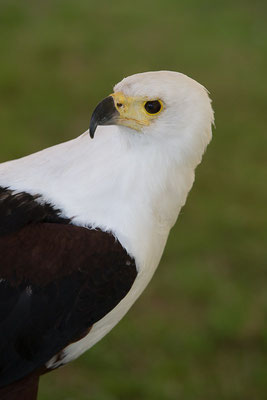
[144,100,163,115]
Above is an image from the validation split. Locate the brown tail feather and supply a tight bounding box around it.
[0,374,39,400]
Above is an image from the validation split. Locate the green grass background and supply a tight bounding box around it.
[0,0,266,398]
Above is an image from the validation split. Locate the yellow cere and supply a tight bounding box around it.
[110,92,164,132]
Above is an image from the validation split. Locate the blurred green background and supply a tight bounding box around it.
[0,0,266,399]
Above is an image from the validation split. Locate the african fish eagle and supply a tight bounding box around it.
[0,71,214,399]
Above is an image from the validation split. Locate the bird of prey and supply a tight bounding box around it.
[0,71,213,399]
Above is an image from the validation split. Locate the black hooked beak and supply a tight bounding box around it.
[89,96,120,139]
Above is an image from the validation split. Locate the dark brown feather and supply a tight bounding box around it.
[0,187,137,390]
[0,373,39,400]
[0,187,70,236]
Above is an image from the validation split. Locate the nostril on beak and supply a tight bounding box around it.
[116,103,123,108]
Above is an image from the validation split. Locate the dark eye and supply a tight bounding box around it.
[144,100,162,115]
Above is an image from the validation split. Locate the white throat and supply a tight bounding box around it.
[0,126,195,274]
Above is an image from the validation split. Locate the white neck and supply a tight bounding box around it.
[0,127,195,274]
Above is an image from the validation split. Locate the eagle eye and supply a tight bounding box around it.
[144,100,163,115]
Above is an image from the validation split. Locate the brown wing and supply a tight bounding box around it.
[0,187,137,387]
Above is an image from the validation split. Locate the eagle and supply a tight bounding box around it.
[0,71,213,399]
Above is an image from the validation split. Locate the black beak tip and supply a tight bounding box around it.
[89,96,119,139]
[89,124,96,139]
